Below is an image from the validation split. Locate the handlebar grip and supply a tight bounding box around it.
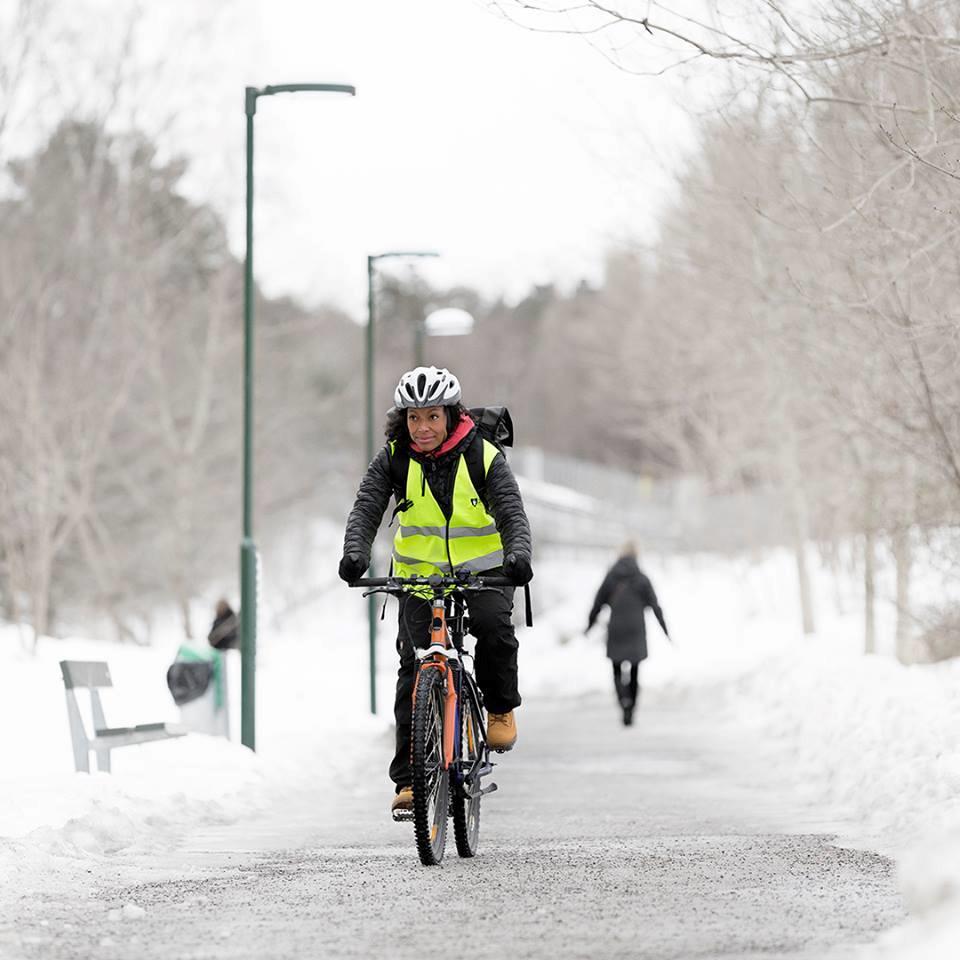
[350,577,393,587]
[476,576,514,586]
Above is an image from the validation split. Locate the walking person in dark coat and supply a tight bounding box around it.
[586,543,669,726]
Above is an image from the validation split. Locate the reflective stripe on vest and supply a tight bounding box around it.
[392,439,504,578]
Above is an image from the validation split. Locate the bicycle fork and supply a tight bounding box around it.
[413,597,498,796]
[412,598,459,772]
[443,663,457,769]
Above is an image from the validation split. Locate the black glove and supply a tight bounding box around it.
[338,553,368,583]
[503,553,533,586]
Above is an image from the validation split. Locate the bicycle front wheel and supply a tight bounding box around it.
[412,665,449,866]
[452,684,483,858]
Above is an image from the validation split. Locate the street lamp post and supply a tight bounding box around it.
[413,321,425,368]
[242,82,355,751]
[364,251,438,715]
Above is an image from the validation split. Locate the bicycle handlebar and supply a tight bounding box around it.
[349,573,514,590]
[350,571,533,628]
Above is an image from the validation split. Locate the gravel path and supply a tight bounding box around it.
[5,694,905,959]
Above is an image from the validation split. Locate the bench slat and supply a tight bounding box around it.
[96,723,165,736]
[95,723,186,738]
[60,660,113,690]
[89,727,186,751]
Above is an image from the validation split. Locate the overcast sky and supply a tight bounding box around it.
[5,0,702,319]
[233,0,704,317]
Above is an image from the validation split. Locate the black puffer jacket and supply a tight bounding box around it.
[208,608,239,651]
[587,556,667,663]
[342,422,532,567]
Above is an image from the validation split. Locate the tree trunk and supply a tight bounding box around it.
[893,456,915,664]
[893,525,912,663]
[780,430,816,635]
[864,529,876,655]
[29,568,50,653]
[180,596,194,640]
[794,531,816,636]
[28,507,55,653]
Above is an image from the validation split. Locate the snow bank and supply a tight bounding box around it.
[517,475,598,512]
[3,525,960,956]
[0,519,390,913]
[524,545,960,960]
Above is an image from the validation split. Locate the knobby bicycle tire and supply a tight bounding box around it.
[451,679,483,858]
[412,665,449,866]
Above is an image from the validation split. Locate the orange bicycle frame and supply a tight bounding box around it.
[411,596,458,771]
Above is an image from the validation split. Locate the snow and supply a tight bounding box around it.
[2,524,959,956]
[0,521,390,915]
[517,475,598,512]
[519,546,960,959]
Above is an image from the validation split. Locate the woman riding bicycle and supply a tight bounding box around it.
[339,366,533,816]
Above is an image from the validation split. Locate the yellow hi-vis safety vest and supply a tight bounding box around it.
[391,439,504,577]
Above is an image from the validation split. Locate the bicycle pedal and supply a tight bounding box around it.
[392,809,414,823]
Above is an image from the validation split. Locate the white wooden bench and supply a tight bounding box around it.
[59,660,186,773]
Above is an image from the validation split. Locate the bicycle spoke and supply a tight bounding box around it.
[412,669,449,865]
[452,690,483,858]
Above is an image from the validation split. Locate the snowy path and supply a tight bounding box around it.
[5,694,905,959]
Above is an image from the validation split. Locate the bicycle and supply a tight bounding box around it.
[351,572,511,866]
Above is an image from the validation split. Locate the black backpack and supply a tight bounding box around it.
[166,660,213,706]
[469,406,513,450]
[388,406,513,510]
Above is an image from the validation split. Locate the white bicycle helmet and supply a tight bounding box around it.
[394,366,462,408]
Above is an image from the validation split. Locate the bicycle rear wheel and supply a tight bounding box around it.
[451,686,483,858]
[412,665,449,866]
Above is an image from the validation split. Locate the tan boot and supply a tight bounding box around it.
[487,710,517,753]
[391,786,413,819]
